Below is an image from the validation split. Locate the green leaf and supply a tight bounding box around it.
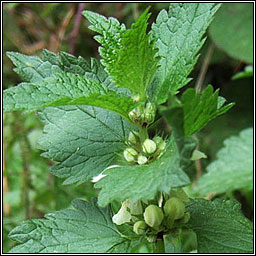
[194,128,253,196]
[232,65,253,80]
[95,135,193,207]
[6,51,62,82]
[181,85,234,136]
[8,199,130,253]
[42,48,125,95]
[187,198,253,253]
[3,70,136,120]
[209,3,253,63]
[84,9,159,100]
[37,106,134,185]
[150,3,221,103]
[82,10,126,71]
[5,51,134,118]
[159,98,197,171]
[42,49,91,76]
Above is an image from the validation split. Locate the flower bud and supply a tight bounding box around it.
[143,102,156,124]
[153,136,166,151]
[164,197,185,220]
[137,155,148,165]
[143,205,164,229]
[133,220,147,235]
[123,148,138,162]
[132,94,140,102]
[180,212,190,224]
[128,131,139,145]
[129,107,142,123]
[142,139,157,154]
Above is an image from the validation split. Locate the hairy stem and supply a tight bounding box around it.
[69,3,85,54]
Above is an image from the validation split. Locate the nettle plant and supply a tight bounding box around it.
[3,3,253,254]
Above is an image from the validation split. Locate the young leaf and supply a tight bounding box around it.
[161,86,234,139]
[232,65,253,80]
[84,9,159,100]
[187,199,253,253]
[82,10,126,71]
[8,199,130,253]
[194,128,253,196]
[95,135,195,207]
[37,106,135,185]
[150,3,221,103]
[181,85,234,136]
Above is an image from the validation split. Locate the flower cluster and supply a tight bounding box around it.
[112,188,191,242]
[128,102,156,125]
[123,133,166,165]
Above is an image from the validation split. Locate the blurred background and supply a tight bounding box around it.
[3,3,253,253]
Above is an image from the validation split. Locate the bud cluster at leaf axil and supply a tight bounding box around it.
[123,133,166,165]
[129,102,156,125]
[112,188,191,242]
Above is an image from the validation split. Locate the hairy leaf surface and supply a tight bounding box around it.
[9,199,129,253]
[38,106,134,185]
[195,128,253,196]
[187,199,253,253]
[181,85,234,136]
[150,3,221,103]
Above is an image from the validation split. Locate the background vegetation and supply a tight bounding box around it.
[3,3,253,253]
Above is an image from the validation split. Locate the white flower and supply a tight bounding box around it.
[91,165,120,183]
[112,199,143,225]
[112,201,132,225]
[91,173,106,183]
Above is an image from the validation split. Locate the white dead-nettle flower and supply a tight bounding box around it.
[92,173,106,183]
[91,165,120,183]
[112,199,143,225]
[112,201,132,225]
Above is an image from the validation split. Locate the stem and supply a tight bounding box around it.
[153,238,165,253]
[195,43,214,91]
[3,140,10,216]
[132,3,139,21]
[194,134,202,179]
[139,126,148,143]
[15,113,32,219]
[20,136,31,219]
[69,3,85,54]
